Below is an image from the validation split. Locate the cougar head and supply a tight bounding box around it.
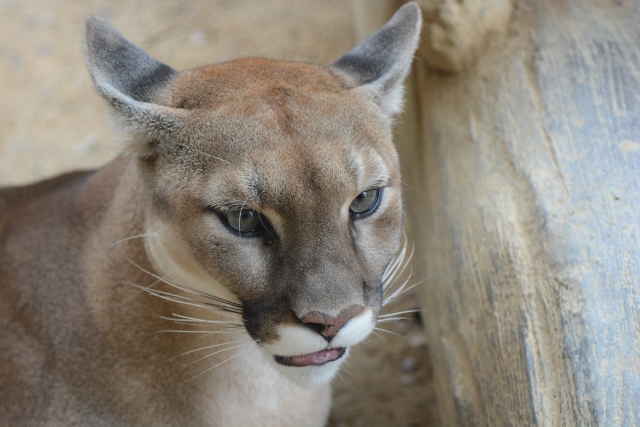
[83,3,421,387]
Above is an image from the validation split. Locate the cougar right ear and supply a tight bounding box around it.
[83,16,185,157]
[330,2,421,118]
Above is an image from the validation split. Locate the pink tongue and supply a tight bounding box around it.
[284,348,344,366]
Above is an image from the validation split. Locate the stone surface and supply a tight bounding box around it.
[402,0,640,424]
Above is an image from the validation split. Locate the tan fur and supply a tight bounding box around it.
[0,159,329,426]
[0,4,421,426]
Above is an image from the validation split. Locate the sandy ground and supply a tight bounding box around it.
[0,1,436,425]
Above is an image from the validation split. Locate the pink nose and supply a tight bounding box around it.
[300,305,364,341]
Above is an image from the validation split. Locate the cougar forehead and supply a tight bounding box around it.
[168,58,352,109]
[162,58,397,159]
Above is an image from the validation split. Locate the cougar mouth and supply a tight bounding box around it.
[273,347,346,367]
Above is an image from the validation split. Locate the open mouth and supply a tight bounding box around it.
[274,347,346,367]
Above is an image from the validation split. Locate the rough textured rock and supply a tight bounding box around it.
[398,0,640,425]
[417,0,513,73]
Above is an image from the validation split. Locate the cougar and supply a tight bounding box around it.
[0,3,421,426]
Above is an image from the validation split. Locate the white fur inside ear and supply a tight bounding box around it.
[365,80,407,118]
[104,107,154,157]
[96,83,187,158]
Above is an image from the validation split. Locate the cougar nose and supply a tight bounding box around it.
[300,305,364,342]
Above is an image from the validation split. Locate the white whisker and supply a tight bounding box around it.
[126,258,243,309]
[190,146,230,164]
[340,359,356,376]
[358,335,375,352]
[126,281,242,316]
[104,233,159,251]
[175,339,252,360]
[237,197,250,238]
[127,279,242,314]
[182,343,249,367]
[184,346,253,382]
[382,279,424,306]
[378,309,420,318]
[223,341,263,381]
[380,238,416,325]
[157,329,239,335]
[160,322,240,331]
[335,371,354,390]
[373,326,403,338]
[162,314,240,325]
[387,176,425,196]
[127,259,242,314]
[369,330,389,347]
[381,232,412,285]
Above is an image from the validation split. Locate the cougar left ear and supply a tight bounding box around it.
[83,16,186,157]
[330,2,422,117]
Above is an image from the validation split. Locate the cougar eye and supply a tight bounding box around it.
[349,188,381,216]
[226,208,262,234]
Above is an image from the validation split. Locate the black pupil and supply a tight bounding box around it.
[350,189,379,214]
[226,209,261,233]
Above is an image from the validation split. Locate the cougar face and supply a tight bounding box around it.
[81,2,421,386]
[0,4,421,425]
[139,59,404,385]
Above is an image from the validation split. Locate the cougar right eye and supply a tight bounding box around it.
[226,208,262,234]
[349,188,381,217]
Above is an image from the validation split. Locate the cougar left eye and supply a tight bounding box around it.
[226,208,262,233]
[350,188,381,216]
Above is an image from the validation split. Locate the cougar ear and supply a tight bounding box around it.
[330,2,422,117]
[83,16,184,156]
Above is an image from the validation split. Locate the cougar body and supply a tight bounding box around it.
[0,4,421,426]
